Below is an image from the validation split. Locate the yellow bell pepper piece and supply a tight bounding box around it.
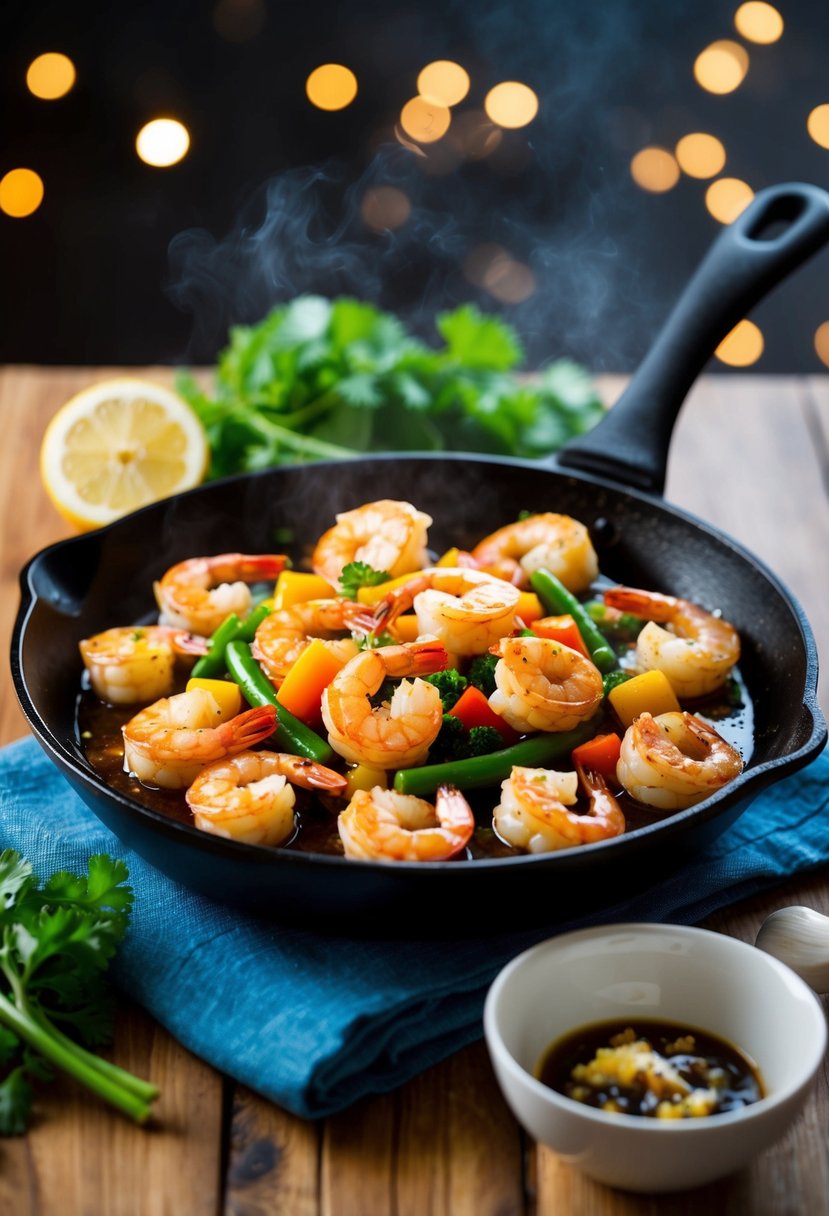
[391,614,421,642]
[515,591,543,624]
[186,677,242,720]
[277,638,348,727]
[608,669,681,729]
[273,570,336,610]
[356,572,422,606]
[435,547,462,567]
[344,763,388,798]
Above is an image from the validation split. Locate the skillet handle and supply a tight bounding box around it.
[557,181,829,494]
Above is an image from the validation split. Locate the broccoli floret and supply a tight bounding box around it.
[466,725,505,757]
[428,714,468,762]
[467,652,499,697]
[427,717,504,763]
[424,668,468,712]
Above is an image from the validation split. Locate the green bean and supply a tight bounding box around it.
[393,721,597,797]
[529,568,618,673]
[191,613,242,679]
[191,604,271,679]
[224,641,334,764]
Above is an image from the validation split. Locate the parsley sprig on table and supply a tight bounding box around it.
[177,297,605,479]
[0,850,158,1134]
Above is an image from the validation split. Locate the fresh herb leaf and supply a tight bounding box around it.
[338,561,390,601]
[177,297,604,477]
[0,851,158,1134]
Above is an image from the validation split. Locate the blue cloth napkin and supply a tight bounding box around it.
[1,734,827,1119]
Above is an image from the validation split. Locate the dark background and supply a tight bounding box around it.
[3,0,828,372]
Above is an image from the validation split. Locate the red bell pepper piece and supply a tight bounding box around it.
[571,732,623,780]
[448,685,519,745]
[531,614,591,658]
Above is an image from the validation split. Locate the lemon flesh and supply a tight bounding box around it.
[40,378,209,530]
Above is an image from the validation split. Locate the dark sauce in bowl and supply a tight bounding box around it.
[535,1018,765,1118]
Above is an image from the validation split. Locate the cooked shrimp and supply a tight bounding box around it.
[374,567,520,657]
[79,625,200,704]
[321,640,447,769]
[471,512,599,592]
[186,749,346,847]
[603,586,740,699]
[311,499,432,587]
[616,711,743,810]
[338,784,474,862]
[122,686,277,789]
[493,763,625,853]
[488,635,604,733]
[154,553,287,637]
[252,598,373,685]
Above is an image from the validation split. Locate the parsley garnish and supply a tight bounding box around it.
[0,850,158,1133]
[176,297,604,478]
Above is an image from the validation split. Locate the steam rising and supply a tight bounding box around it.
[168,0,693,371]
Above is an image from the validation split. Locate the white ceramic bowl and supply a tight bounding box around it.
[484,923,827,1193]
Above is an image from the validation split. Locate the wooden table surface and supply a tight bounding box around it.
[1,367,827,1215]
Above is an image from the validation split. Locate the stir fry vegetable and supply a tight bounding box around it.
[77,499,748,865]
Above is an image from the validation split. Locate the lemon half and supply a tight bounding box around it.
[40,377,209,531]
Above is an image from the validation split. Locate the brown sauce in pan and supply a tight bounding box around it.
[76,667,753,860]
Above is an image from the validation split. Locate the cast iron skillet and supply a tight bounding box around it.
[11,182,829,933]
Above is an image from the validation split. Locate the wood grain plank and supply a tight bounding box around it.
[0,366,226,1216]
[225,1087,321,1216]
[2,1004,224,1216]
[322,1043,526,1216]
[664,376,829,720]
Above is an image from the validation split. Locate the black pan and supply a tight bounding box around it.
[11,182,829,933]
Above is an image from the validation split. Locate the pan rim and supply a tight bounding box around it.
[11,454,827,878]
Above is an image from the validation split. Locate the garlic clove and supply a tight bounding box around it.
[755,906,829,994]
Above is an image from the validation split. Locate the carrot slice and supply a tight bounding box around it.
[448,685,519,744]
[531,614,591,658]
[571,732,623,779]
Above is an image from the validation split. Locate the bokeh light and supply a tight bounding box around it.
[463,243,536,303]
[305,64,358,112]
[360,186,411,231]
[734,2,784,44]
[399,96,451,143]
[417,60,470,107]
[693,41,750,94]
[630,147,680,193]
[815,322,829,368]
[715,319,764,365]
[807,104,829,150]
[0,168,45,218]
[705,177,754,223]
[675,132,726,179]
[484,82,539,129]
[135,119,191,167]
[26,52,76,100]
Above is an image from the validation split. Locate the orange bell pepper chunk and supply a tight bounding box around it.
[447,685,519,745]
[571,732,623,780]
[276,638,348,728]
[531,614,591,658]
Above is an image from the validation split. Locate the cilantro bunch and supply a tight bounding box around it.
[0,850,158,1134]
[177,297,604,479]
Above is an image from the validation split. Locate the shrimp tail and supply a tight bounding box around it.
[171,631,209,656]
[229,704,278,748]
[405,639,450,675]
[604,587,677,620]
[279,755,348,794]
